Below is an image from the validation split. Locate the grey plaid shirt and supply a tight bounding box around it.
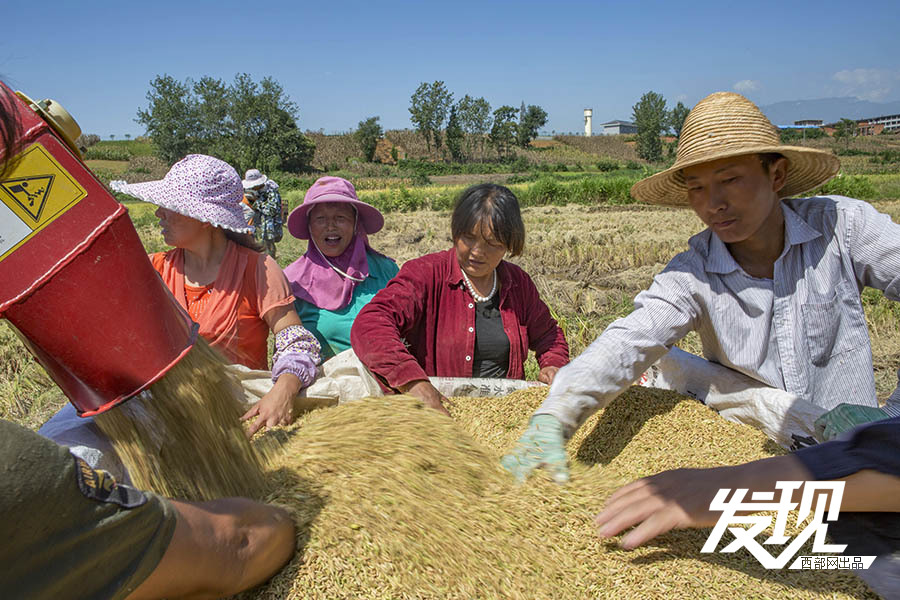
[539,196,900,436]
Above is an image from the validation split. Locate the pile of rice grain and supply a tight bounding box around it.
[243,387,875,600]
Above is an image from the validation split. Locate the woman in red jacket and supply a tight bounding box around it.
[351,183,569,414]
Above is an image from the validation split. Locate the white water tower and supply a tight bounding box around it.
[584,108,593,137]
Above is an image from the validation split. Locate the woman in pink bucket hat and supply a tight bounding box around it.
[109,154,322,436]
[283,176,398,360]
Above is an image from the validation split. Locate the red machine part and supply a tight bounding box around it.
[0,83,196,416]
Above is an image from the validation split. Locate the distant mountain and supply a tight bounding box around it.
[759,97,900,126]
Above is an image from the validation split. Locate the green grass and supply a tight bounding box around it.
[92,139,157,157]
[283,171,643,214]
[868,173,900,200]
[84,159,129,173]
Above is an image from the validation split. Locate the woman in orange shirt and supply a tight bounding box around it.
[113,154,321,436]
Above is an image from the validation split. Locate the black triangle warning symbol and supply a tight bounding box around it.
[1,174,55,221]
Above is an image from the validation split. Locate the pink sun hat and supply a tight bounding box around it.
[110,154,253,234]
[287,176,384,240]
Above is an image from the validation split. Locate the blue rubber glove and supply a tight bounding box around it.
[815,403,892,441]
[500,414,569,483]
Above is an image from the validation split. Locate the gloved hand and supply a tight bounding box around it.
[815,403,893,441]
[500,414,569,483]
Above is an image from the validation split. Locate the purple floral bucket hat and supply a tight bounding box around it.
[110,154,253,234]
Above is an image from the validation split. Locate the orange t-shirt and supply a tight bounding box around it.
[184,283,214,321]
[150,241,294,369]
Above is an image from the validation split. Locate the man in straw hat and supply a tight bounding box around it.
[502,91,900,484]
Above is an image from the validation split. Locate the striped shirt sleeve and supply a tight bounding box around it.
[535,254,702,437]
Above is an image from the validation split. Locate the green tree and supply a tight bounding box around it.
[833,118,857,148]
[456,95,492,160]
[136,74,199,164]
[489,106,518,159]
[668,101,690,138]
[517,103,548,148]
[355,116,383,162]
[136,73,315,173]
[225,74,315,174]
[632,91,668,162]
[192,76,230,156]
[445,106,464,162]
[408,81,453,154]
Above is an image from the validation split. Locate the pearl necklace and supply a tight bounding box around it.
[461,267,497,303]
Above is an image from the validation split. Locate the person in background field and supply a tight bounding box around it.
[351,183,569,415]
[0,83,295,599]
[242,168,284,258]
[283,176,398,360]
[502,92,900,484]
[594,416,900,598]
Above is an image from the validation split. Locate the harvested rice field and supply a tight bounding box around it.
[241,387,875,600]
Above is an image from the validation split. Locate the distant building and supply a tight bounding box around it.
[793,119,823,127]
[600,120,637,135]
[860,113,900,133]
[822,114,900,136]
[856,121,886,136]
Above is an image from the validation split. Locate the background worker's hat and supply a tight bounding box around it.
[242,168,268,189]
[630,92,841,206]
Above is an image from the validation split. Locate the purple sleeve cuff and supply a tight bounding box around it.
[271,325,321,386]
[272,352,319,387]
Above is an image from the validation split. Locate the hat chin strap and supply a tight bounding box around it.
[310,211,365,283]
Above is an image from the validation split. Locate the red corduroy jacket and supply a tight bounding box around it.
[351,248,569,389]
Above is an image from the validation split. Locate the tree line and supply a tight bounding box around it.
[406,81,548,161]
[136,73,315,174]
[135,74,549,171]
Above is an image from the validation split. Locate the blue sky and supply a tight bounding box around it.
[2,0,898,137]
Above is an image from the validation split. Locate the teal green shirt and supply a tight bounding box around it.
[295,252,399,359]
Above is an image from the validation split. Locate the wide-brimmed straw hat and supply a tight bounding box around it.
[287,176,384,240]
[110,154,253,234]
[631,92,840,206]
[242,168,268,189]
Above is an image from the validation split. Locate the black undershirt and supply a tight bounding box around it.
[472,294,510,378]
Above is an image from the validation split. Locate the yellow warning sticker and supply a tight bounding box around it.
[0,143,87,261]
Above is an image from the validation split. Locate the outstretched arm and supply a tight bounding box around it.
[596,418,900,549]
[126,497,295,600]
[595,455,809,549]
[242,305,321,437]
